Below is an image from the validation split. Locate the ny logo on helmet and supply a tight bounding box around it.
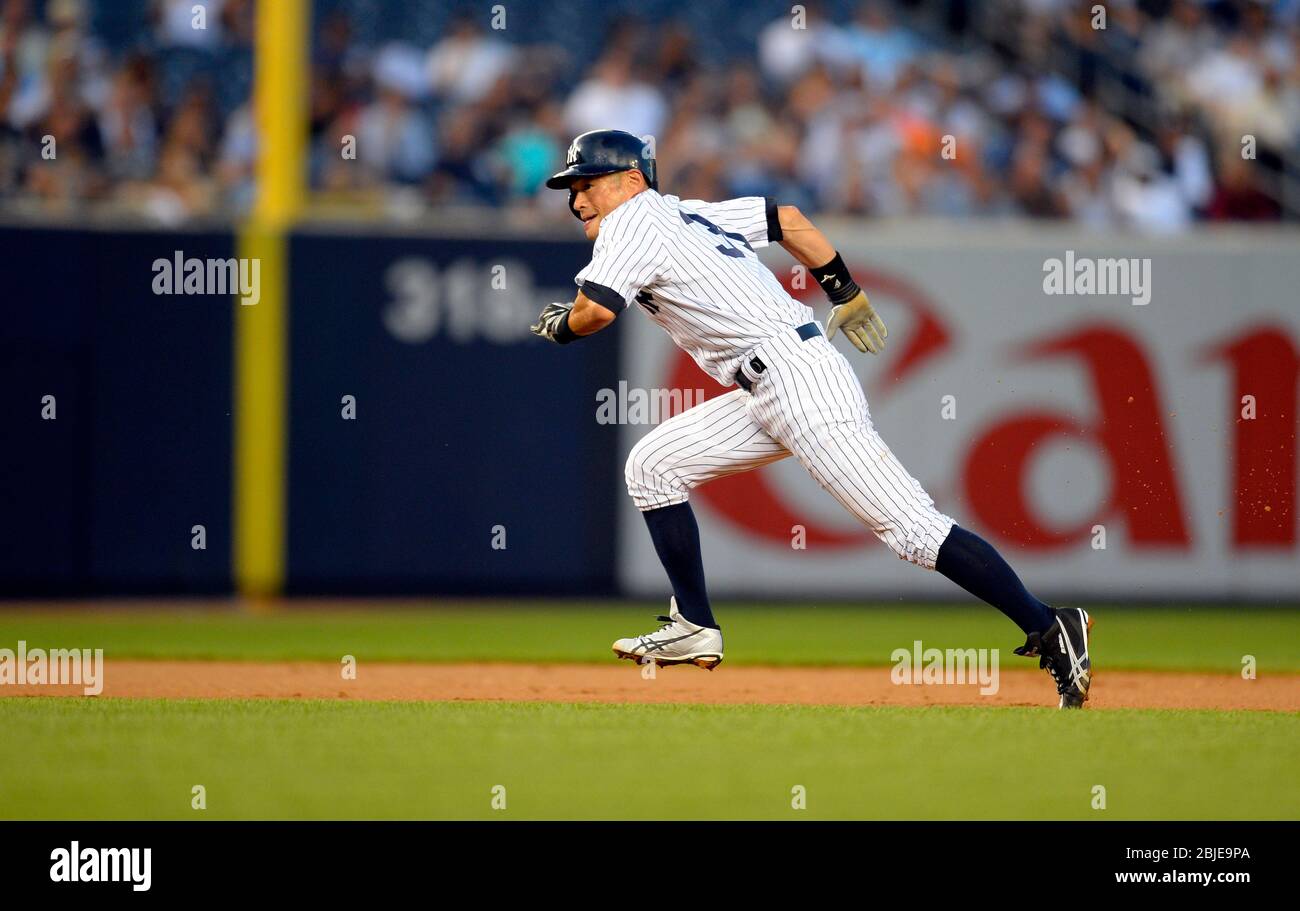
[566,138,582,167]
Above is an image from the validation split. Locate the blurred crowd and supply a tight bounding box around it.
[0,0,256,221]
[1,0,1296,227]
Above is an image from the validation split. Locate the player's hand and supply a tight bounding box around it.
[530,302,573,343]
[826,291,887,355]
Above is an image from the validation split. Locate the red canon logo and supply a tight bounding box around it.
[663,266,1298,552]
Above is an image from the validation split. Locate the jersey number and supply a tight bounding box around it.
[635,289,659,315]
[680,212,753,258]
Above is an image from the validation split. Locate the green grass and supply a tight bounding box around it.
[2,605,1294,820]
[0,698,1294,820]
[0,603,1295,672]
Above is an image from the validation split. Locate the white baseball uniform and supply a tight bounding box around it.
[576,189,955,569]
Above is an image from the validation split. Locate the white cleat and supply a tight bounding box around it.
[612,598,724,670]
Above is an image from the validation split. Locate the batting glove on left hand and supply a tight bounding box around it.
[826,290,888,355]
[530,302,573,343]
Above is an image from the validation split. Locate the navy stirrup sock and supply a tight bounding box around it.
[935,525,1055,635]
[641,502,719,629]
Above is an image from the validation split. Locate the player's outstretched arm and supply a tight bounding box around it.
[529,291,618,344]
[775,205,887,355]
[774,204,836,268]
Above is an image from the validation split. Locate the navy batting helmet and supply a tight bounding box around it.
[546,129,658,196]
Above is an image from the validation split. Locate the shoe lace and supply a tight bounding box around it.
[1015,630,1068,694]
[1039,653,1066,694]
[632,616,678,650]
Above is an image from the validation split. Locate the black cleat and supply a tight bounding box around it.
[1015,608,1093,709]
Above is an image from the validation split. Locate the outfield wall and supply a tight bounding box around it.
[1,225,236,595]
[284,229,621,595]
[620,226,1300,600]
[2,218,1296,599]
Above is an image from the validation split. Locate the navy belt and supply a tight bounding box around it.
[734,322,821,392]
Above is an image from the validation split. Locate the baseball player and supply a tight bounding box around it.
[532,129,1093,708]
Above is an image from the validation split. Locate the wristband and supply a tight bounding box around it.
[554,309,580,345]
[764,198,783,242]
[813,252,861,307]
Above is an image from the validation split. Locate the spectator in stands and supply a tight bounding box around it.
[838,1,920,89]
[214,99,255,210]
[1110,133,1193,233]
[426,105,495,205]
[1220,59,1300,154]
[2,0,1294,225]
[357,48,435,184]
[760,3,828,86]
[1059,157,1114,229]
[1206,152,1282,220]
[220,0,253,49]
[129,133,214,224]
[1143,0,1218,86]
[1154,112,1214,213]
[1186,32,1264,117]
[97,55,157,182]
[494,100,564,201]
[1009,142,1067,218]
[154,0,225,50]
[48,0,108,106]
[1,0,50,131]
[652,21,698,91]
[562,52,667,140]
[426,14,514,105]
[22,43,103,209]
[160,83,217,174]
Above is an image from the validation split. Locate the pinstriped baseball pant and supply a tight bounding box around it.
[625,326,956,569]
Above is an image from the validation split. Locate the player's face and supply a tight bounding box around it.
[570,172,639,241]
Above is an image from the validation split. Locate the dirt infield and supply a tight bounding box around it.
[6,660,1298,711]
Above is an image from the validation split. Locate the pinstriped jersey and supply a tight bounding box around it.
[574,189,814,385]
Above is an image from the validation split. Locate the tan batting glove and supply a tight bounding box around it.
[825,290,888,354]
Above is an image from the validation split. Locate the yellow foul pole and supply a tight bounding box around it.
[235,0,307,597]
